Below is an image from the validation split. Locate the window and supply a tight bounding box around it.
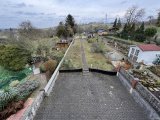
[133,56,138,62]
[135,50,139,56]
[131,48,135,54]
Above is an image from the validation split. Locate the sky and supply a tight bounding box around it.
[0,0,160,28]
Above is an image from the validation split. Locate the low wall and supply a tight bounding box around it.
[59,69,83,73]
[118,67,160,120]
[20,41,74,120]
[89,68,117,75]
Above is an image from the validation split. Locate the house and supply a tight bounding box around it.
[128,44,160,65]
[97,29,107,36]
[87,32,94,38]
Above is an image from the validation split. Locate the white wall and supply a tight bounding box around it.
[128,46,160,65]
[137,51,160,65]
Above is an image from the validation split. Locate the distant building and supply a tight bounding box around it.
[87,32,94,38]
[97,29,107,36]
[128,44,160,65]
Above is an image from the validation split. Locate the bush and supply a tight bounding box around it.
[62,59,74,69]
[145,27,157,37]
[0,45,31,71]
[134,34,146,42]
[50,50,64,62]
[15,80,39,101]
[87,38,97,43]
[9,80,20,87]
[0,88,18,111]
[40,64,46,73]
[43,59,57,73]
[91,41,106,54]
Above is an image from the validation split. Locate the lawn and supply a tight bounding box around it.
[83,39,114,71]
[61,38,82,69]
[106,36,142,45]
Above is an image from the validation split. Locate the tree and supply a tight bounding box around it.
[18,20,34,38]
[134,22,145,42]
[0,45,31,71]
[65,14,77,34]
[145,27,157,38]
[113,18,117,28]
[56,22,67,38]
[136,22,145,34]
[130,23,136,32]
[125,6,145,24]
[117,18,122,29]
[156,12,160,27]
[147,15,154,25]
[120,23,129,39]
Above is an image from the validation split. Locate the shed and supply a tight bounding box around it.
[128,44,160,65]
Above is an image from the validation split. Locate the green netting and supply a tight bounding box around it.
[0,68,32,89]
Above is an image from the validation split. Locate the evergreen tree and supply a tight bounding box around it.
[113,18,117,28]
[56,22,67,38]
[136,22,145,34]
[117,18,122,29]
[65,14,76,34]
[156,12,160,27]
[130,23,136,32]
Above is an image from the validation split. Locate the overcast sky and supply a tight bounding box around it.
[0,0,160,28]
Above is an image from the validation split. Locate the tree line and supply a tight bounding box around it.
[111,6,160,43]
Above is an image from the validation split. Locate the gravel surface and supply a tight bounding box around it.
[34,72,149,120]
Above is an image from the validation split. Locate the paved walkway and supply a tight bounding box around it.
[34,72,149,120]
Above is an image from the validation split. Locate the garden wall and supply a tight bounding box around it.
[118,67,160,120]
[89,68,117,75]
[20,41,74,120]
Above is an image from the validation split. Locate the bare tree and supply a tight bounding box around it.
[125,6,145,24]
[18,20,41,40]
[147,15,154,25]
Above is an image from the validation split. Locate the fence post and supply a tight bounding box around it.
[116,66,121,76]
[131,78,139,89]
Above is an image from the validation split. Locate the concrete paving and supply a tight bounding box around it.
[34,72,149,120]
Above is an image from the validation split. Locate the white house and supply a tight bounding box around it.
[128,44,160,65]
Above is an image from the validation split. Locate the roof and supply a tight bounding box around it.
[137,44,160,51]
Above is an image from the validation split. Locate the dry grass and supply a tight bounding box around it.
[61,38,82,69]
[83,40,114,71]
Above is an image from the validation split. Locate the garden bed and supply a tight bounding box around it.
[84,38,114,71]
[148,66,160,77]
[130,69,160,99]
[60,38,82,69]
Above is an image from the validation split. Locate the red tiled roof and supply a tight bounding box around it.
[138,44,160,51]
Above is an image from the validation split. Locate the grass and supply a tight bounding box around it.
[106,36,142,45]
[83,39,114,71]
[61,38,82,69]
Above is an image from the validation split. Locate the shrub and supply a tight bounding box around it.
[62,59,74,69]
[40,64,46,73]
[9,80,20,87]
[0,88,18,111]
[87,38,97,43]
[0,45,31,71]
[50,50,64,62]
[43,59,57,73]
[15,80,39,101]
[134,34,146,42]
[145,27,157,38]
[91,41,106,54]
